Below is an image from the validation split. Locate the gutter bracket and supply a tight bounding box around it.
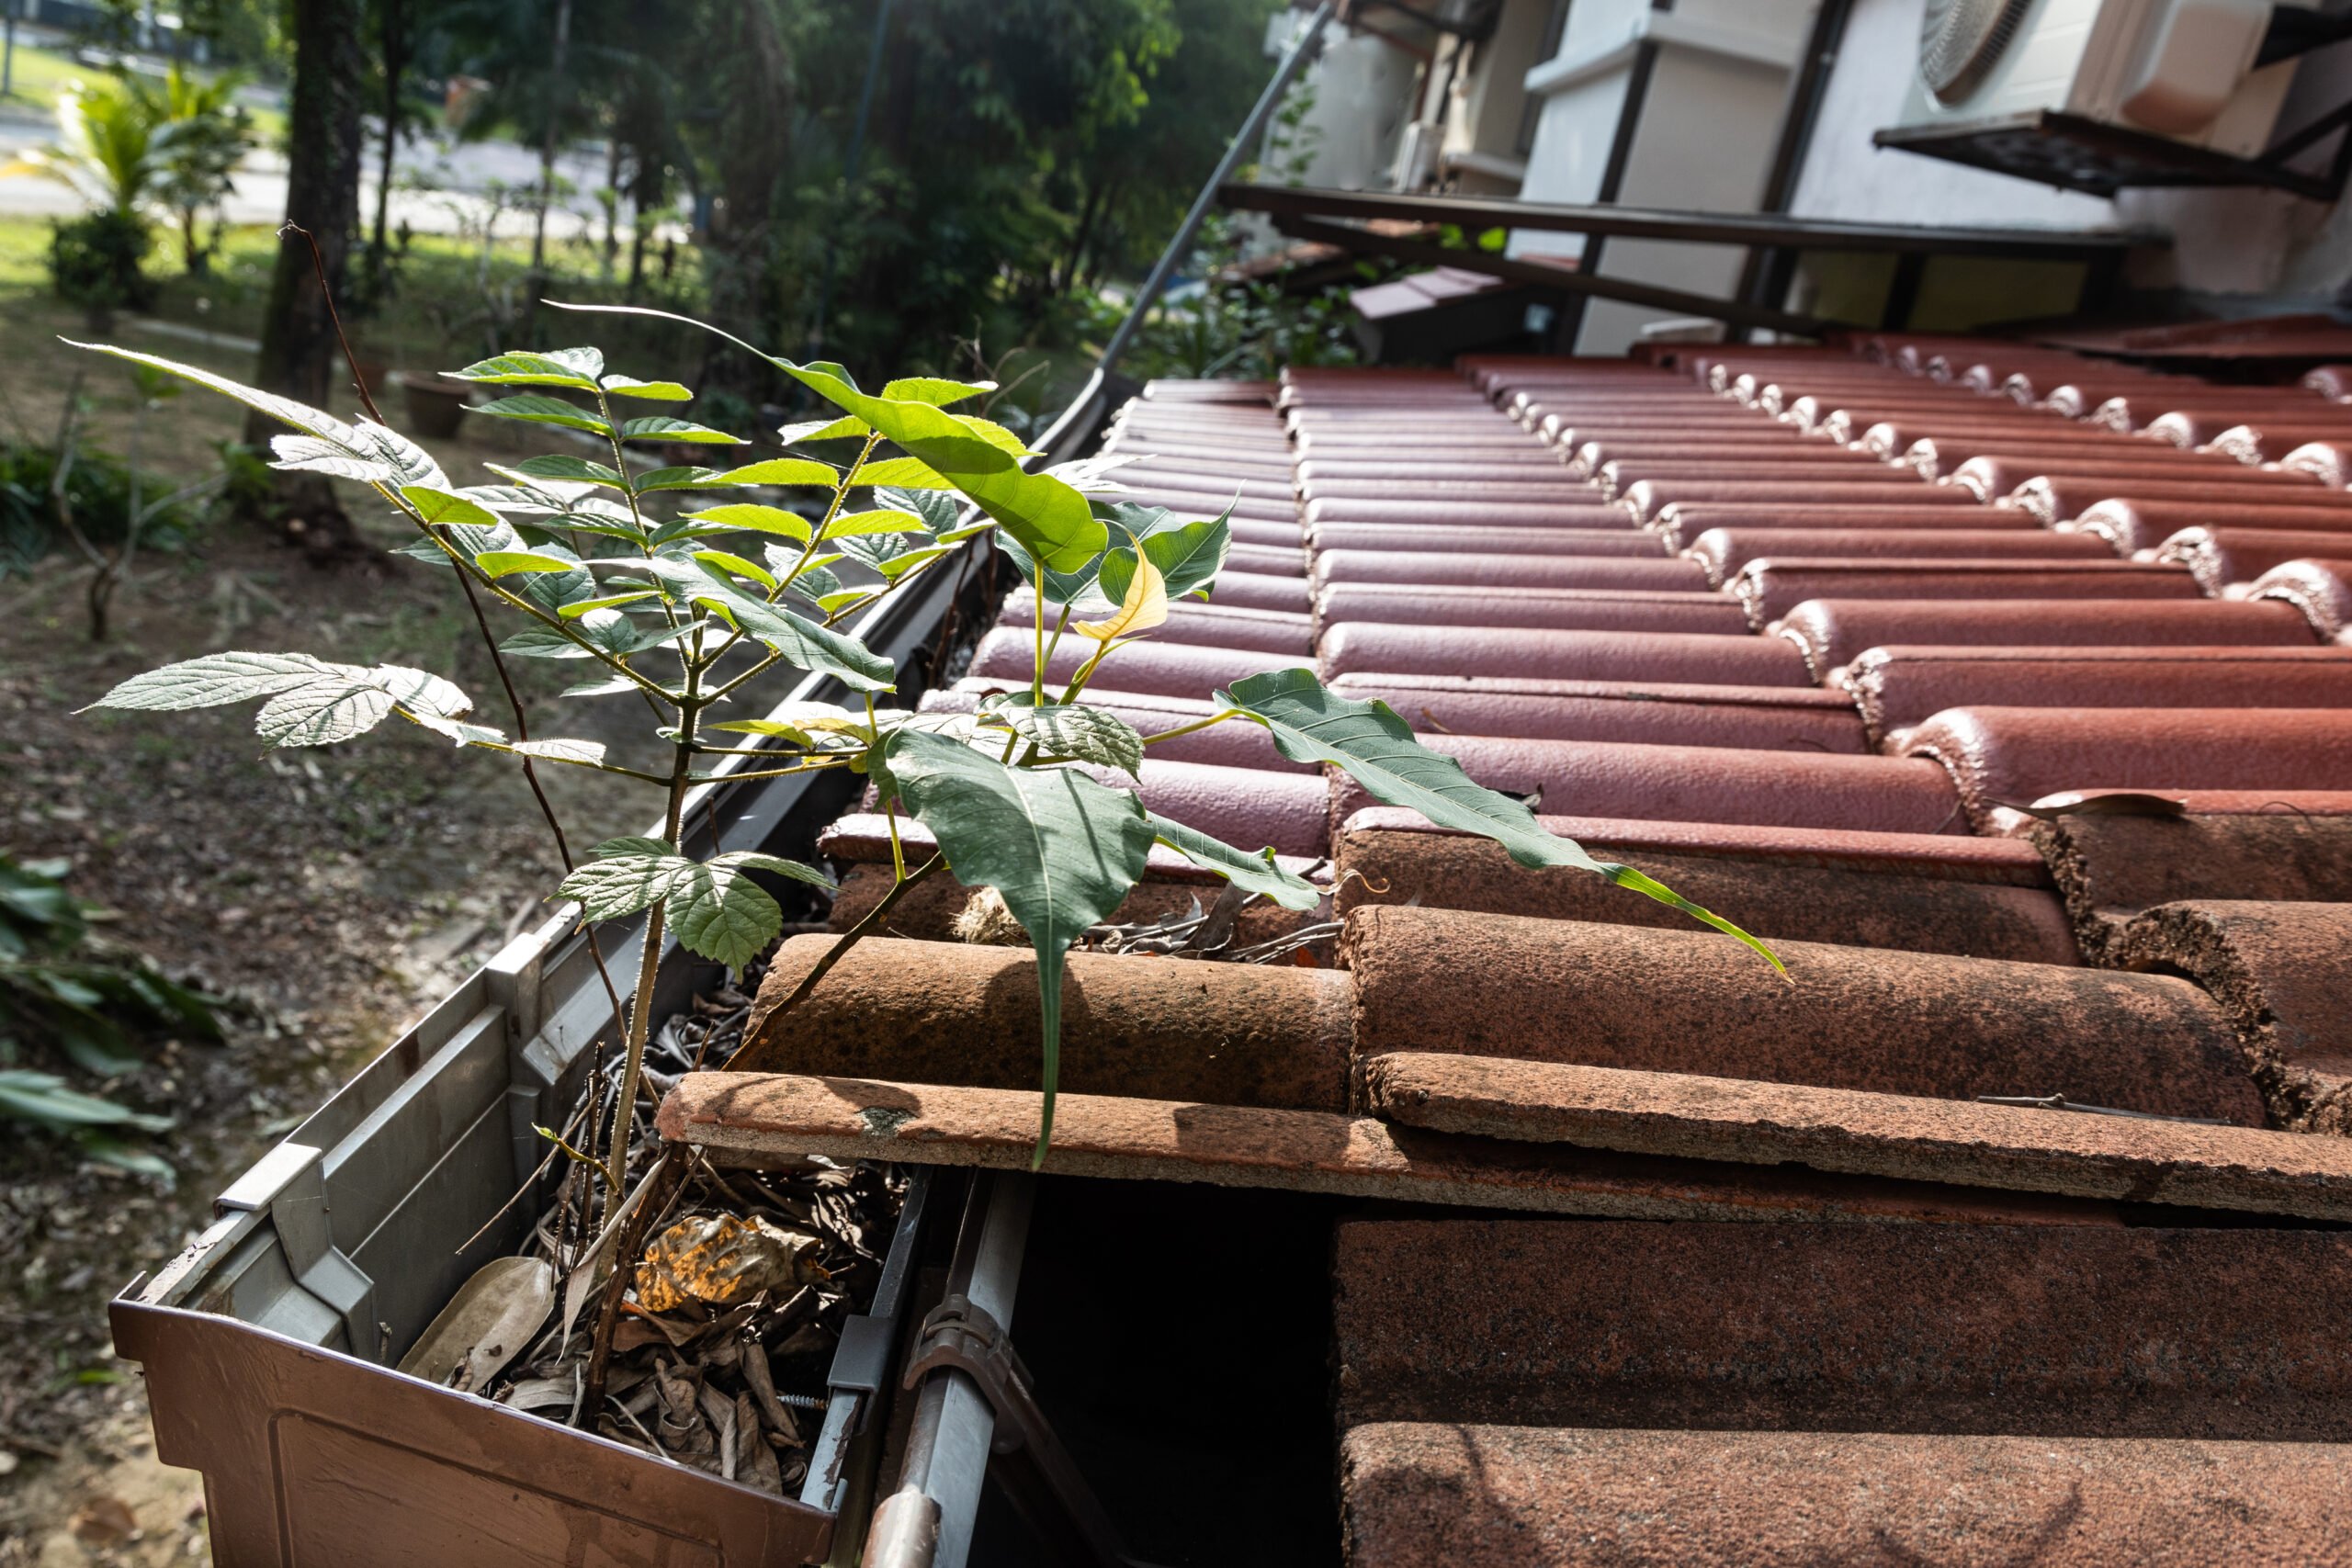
[901,1294,1161,1568]
[243,1143,383,1362]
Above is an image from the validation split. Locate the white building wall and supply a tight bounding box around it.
[1790,0,2352,307]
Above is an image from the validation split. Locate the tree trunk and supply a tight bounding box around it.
[247,0,365,555]
[697,0,791,400]
[601,134,621,280]
[371,0,404,261]
[1056,178,1107,297]
[523,0,574,339]
[249,0,364,441]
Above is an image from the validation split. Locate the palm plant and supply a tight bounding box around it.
[4,75,176,213]
[3,76,178,320]
[130,67,258,276]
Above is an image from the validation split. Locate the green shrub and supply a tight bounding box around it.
[0,435,205,580]
[49,209,155,321]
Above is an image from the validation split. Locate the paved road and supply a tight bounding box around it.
[0,28,662,244]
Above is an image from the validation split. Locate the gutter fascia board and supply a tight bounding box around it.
[1525,11,1803,98]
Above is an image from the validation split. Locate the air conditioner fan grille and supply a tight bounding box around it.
[1920,0,2037,104]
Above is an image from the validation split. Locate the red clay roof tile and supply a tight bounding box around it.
[1340,1424,2352,1567]
[1363,1053,2352,1219]
[1343,907,2254,1118]
[1903,707,2352,831]
[1332,1218,2352,1435]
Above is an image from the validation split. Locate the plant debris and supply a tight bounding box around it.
[469,951,904,1496]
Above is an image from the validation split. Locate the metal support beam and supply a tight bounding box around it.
[1270,211,1836,339]
[1221,181,2159,259]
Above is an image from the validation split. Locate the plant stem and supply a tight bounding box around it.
[601,685,702,1194]
[1139,709,1241,747]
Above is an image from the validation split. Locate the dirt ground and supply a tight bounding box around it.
[0,307,724,1563]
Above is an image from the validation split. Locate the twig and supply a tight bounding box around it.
[281,221,385,424]
[730,854,944,1072]
[582,1145,684,1415]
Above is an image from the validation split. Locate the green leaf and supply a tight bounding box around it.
[596,834,674,858]
[882,376,995,407]
[446,353,600,389]
[83,651,336,712]
[545,304,1104,570]
[400,484,507,529]
[871,547,952,581]
[619,417,744,446]
[777,415,869,444]
[472,394,614,435]
[1145,814,1320,910]
[62,340,366,452]
[1218,670,1784,971]
[0,1068,172,1132]
[559,590,662,618]
[714,850,837,891]
[74,1134,175,1183]
[555,840,827,971]
[557,844,683,920]
[475,549,581,578]
[680,503,812,543]
[561,675,642,698]
[664,862,784,971]
[876,487,967,535]
[254,674,396,748]
[625,558,895,691]
[855,457,955,490]
[987,701,1145,777]
[1097,508,1231,604]
[712,457,841,487]
[995,530,1104,608]
[502,622,691,660]
[601,375,693,401]
[825,509,928,539]
[882,728,1155,1162]
[269,434,393,484]
[507,738,608,765]
[510,454,625,487]
[694,549,778,591]
[951,414,1037,459]
[635,465,726,491]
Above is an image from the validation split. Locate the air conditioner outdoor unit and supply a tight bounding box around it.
[1890,0,2316,158]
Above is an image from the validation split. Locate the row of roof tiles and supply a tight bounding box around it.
[676,339,2352,1562]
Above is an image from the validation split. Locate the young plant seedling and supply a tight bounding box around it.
[74,314,1780,1187]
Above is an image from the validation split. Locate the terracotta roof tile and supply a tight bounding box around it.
[1773,598,2317,679]
[1363,1053,2352,1220]
[1331,1218,2352,1435]
[1340,1424,2352,1567]
[1326,672,1868,751]
[1311,549,1706,593]
[1903,707,2352,831]
[2064,496,2352,552]
[1314,588,1755,639]
[1335,818,2075,963]
[1344,906,2250,1116]
[2111,901,2352,1129]
[2028,800,2352,964]
[1685,528,2114,588]
[1399,718,1962,821]
[2253,558,2352,642]
[1734,559,2199,629]
[731,936,1352,1108]
[1839,645,2352,748]
[659,1072,2103,1224]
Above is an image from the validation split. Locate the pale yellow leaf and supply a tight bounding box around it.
[1072,550,1168,643]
